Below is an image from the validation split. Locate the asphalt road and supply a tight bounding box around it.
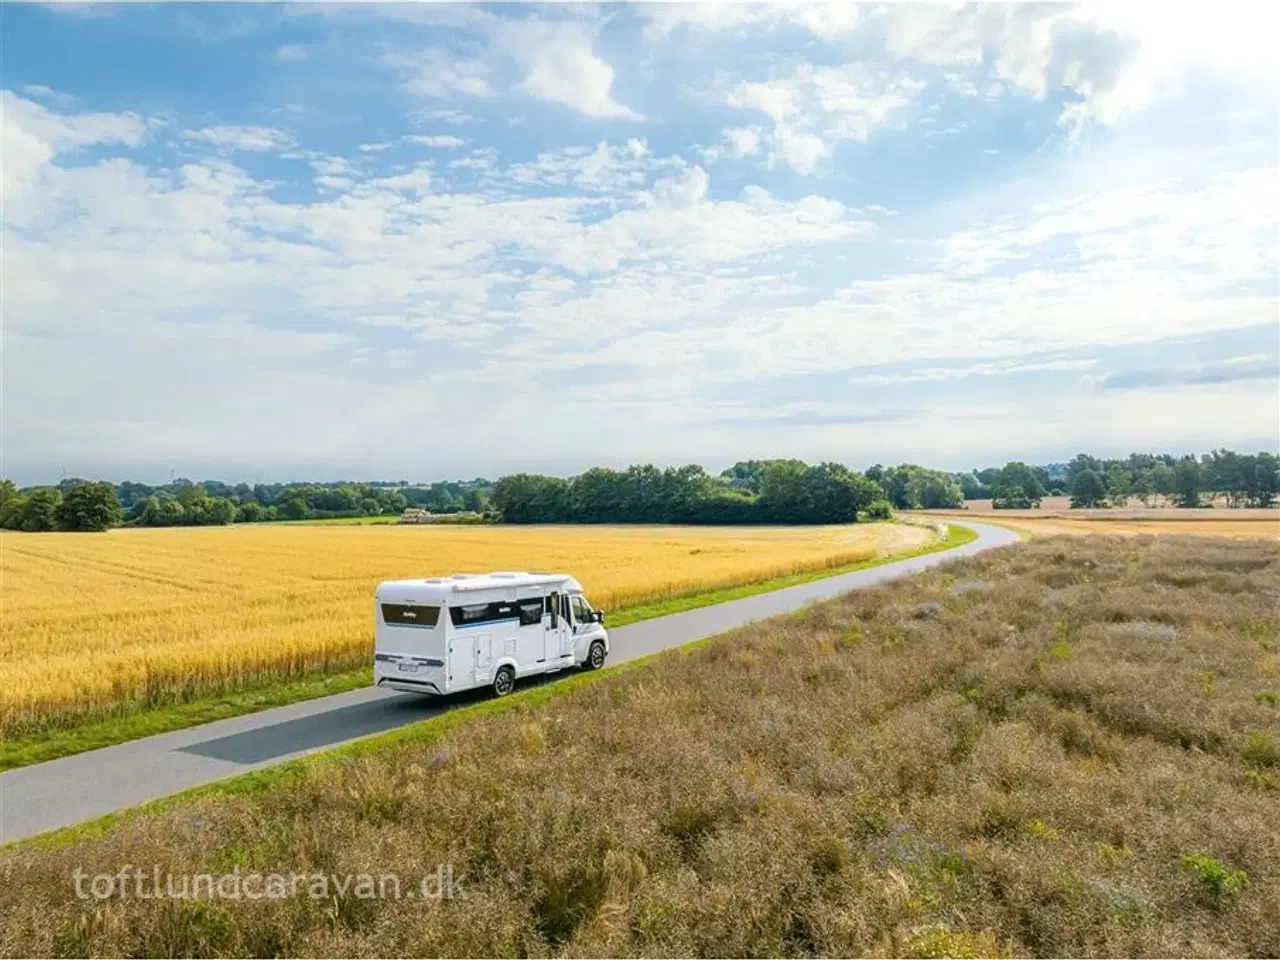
[0,520,1018,844]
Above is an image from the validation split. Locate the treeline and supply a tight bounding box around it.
[1,448,1274,533]
[1059,450,1280,509]
[493,461,889,525]
[0,477,493,532]
[948,450,1279,509]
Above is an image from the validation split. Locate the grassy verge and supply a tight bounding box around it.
[4,534,1276,957]
[0,522,973,773]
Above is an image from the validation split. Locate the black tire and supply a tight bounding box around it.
[492,665,516,697]
[585,641,606,671]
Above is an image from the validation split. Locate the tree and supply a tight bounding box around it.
[1131,470,1154,506]
[1066,453,1103,486]
[990,485,1035,509]
[140,495,186,526]
[906,470,965,509]
[172,480,206,509]
[862,498,893,520]
[278,496,309,521]
[54,481,122,531]
[0,493,28,529]
[879,465,964,510]
[955,471,989,500]
[1105,465,1133,507]
[236,501,264,523]
[0,479,17,507]
[492,474,570,523]
[995,461,1044,508]
[1150,464,1176,506]
[1174,458,1202,508]
[1070,469,1107,508]
[462,488,491,514]
[1251,453,1279,507]
[201,497,237,525]
[19,488,61,532]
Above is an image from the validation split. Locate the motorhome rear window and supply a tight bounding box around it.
[381,604,441,628]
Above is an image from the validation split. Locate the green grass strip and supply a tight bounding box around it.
[0,522,976,773]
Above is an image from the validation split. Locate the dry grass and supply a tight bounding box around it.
[0,522,928,739]
[3,535,1277,957]
[924,498,1280,540]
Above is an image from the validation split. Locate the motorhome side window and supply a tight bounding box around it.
[517,599,543,627]
[448,601,522,627]
[571,595,592,623]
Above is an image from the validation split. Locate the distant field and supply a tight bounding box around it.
[4,535,1276,957]
[0,522,931,739]
[926,498,1279,539]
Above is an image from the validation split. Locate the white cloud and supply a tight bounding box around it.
[727,64,923,173]
[722,125,762,158]
[273,44,309,62]
[413,108,482,125]
[851,357,1100,386]
[4,0,1277,479]
[508,140,680,193]
[20,84,77,107]
[384,15,638,121]
[653,2,1278,140]
[406,134,466,149]
[644,2,860,40]
[181,124,295,152]
[497,19,641,120]
[700,125,764,163]
[2,92,883,475]
[386,49,493,100]
[1,90,147,203]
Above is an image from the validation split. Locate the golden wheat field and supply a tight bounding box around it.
[0,522,932,737]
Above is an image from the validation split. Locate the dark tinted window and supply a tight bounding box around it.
[381,604,441,628]
[517,599,545,626]
[449,600,532,627]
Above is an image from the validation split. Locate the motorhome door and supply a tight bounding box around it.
[447,632,471,691]
[472,634,493,683]
[547,591,572,659]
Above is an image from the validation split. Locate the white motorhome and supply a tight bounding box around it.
[374,571,609,698]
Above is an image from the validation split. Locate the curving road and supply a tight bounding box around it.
[0,520,1018,845]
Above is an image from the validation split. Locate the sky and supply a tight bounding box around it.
[2,0,1278,486]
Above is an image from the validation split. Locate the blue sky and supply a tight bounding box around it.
[3,1,1278,485]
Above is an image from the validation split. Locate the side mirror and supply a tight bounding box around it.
[593,610,605,624]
